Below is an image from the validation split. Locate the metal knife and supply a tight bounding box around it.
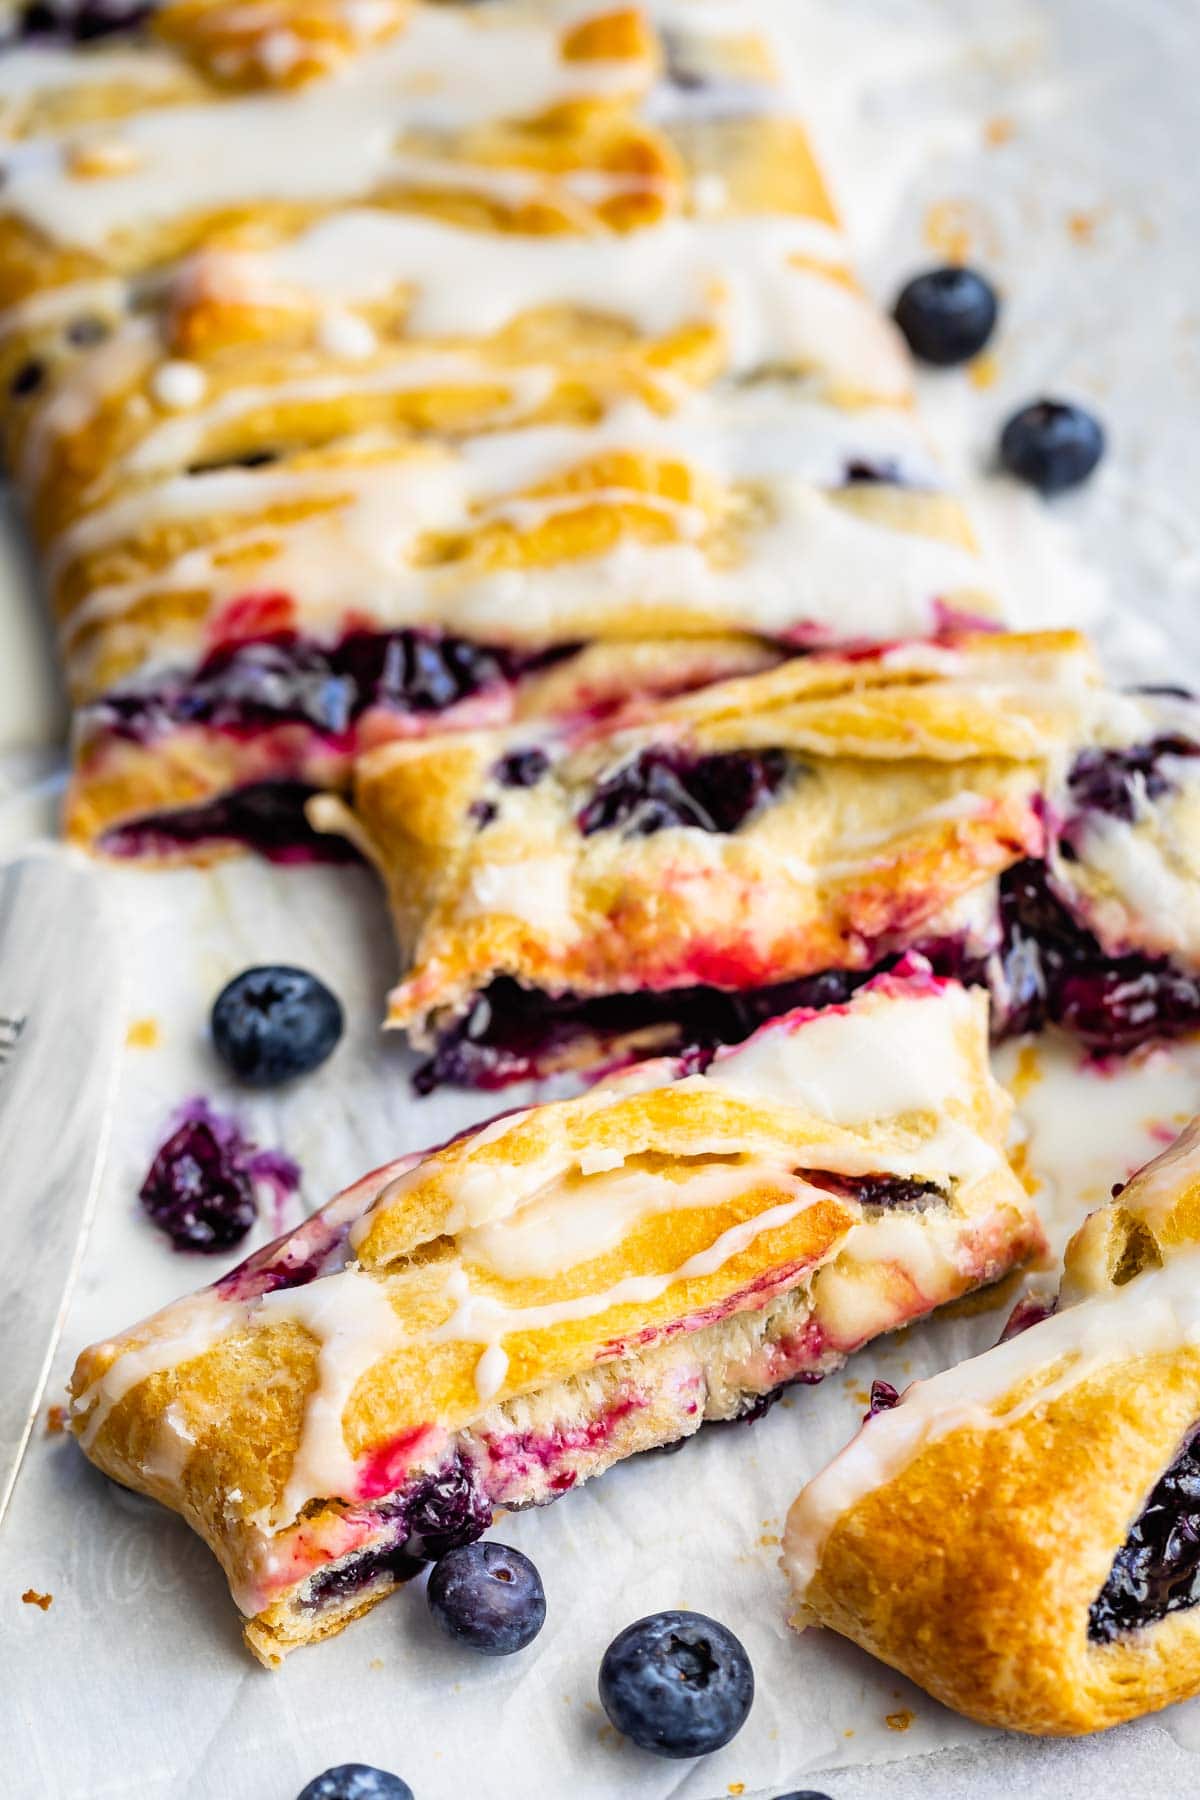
[0,851,122,1525]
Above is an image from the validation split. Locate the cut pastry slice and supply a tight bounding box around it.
[0,0,996,858]
[318,628,1200,1088]
[70,963,1043,1665]
[783,1116,1200,1737]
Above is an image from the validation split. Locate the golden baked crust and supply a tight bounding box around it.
[0,0,998,856]
[783,1117,1200,1736]
[70,967,1042,1662]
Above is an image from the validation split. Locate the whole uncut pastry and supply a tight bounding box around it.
[70,963,1042,1665]
[315,628,1200,1087]
[783,1116,1200,1736]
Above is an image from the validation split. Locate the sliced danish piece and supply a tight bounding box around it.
[70,963,1043,1664]
[318,630,1200,1087]
[783,1117,1200,1737]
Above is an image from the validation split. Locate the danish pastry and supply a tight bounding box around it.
[0,1,994,857]
[70,962,1042,1664]
[783,1116,1200,1736]
[315,629,1200,1087]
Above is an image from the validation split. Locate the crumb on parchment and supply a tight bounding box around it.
[45,1405,66,1436]
[886,1709,915,1732]
[21,1590,52,1611]
[126,1017,161,1049]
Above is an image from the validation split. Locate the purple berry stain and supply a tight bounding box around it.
[139,1098,300,1253]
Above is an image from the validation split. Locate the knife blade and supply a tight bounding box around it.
[0,850,122,1525]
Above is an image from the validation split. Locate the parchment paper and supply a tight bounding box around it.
[4,0,1200,1793]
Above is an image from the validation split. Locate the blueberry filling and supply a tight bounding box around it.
[1066,737,1200,824]
[493,746,550,789]
[303,1454,493,1612]
[65,314,110,348]
[985,859,1200,1052]
[100,780,363,864]
[577,746,793,838]
[803,1171,946,1211]
[93,630,562,745]
[1089,1426,1200,1642]
[413,848,1200,1091]
[412,966,868,1093]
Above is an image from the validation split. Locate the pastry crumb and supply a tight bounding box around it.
[983,114,1015,146]
[923,198,972,262]
[45,1404,66,1436]
[21,1589,52,1611]
[759,1533,780,1547]
[968,351,999,390]
[126,1017,161,1049]
[1067,209,1098,244]
[886,1708,914,1732]
[728,1784,746,1795]
[368,1657,384,1670]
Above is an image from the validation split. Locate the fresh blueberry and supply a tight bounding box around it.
[425,1540,546,1655]
[999,399,1105,495]
[598,1609,754,1758]
[211,965,343,1086]
[296,1767,413,1800]
[773,1792,834,1799]
[892,266,999,366]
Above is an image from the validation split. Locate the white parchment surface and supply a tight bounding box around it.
[4,0,1200,1795]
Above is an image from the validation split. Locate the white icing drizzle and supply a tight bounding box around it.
[457,1156,810,1281]
[0,9,654,251]
[783,1242,1200,1606]
[707,984,976,1129]
[72,1289,236,1453]
[151,209,903,398]
[431,1187,823,1360]
[56,393,981,669]
[256,1268,411,1529]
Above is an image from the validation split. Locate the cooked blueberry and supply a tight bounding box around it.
[493,747,549,788]
[893,266,999,366]
[1067,737,1200,823]
[843,458,903,485]
[999,399,1105,495]
[991,859,1200,1051]
[578,746,791,838]
[773,1792,834,1799]
[296,1767,413,1800]
[65,314,110,347]
[139,1120,256,1253]
[1090,1425,1200,1641]
[211,965,343,1086]
[10,359,45,397]
[866,1379,900,1418]
[425,1540,546,1655]
[598,1610,754,1758]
